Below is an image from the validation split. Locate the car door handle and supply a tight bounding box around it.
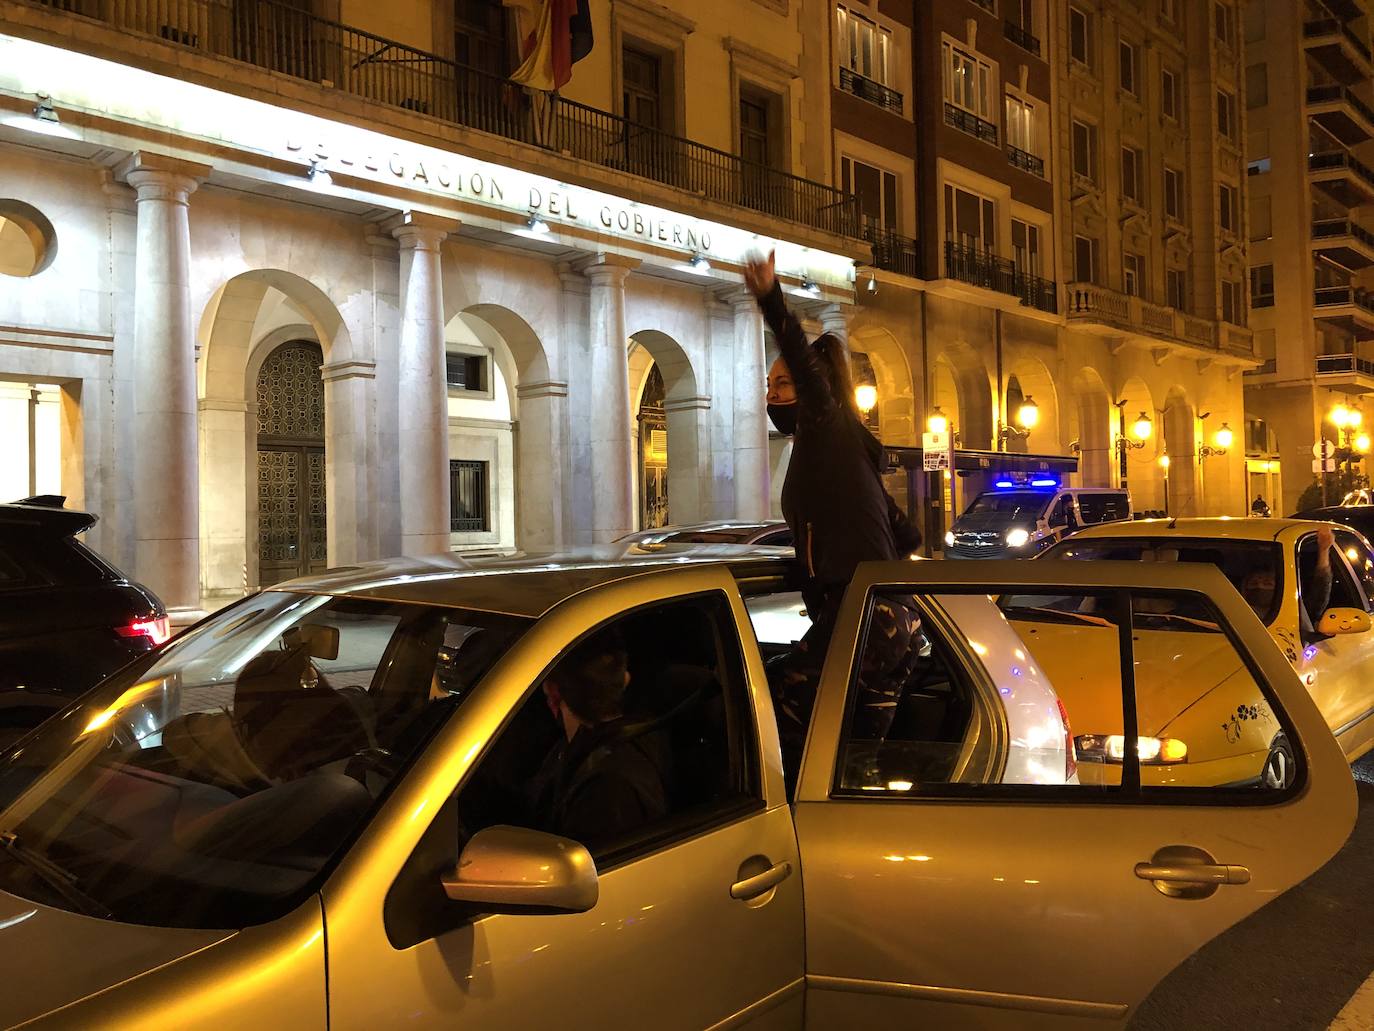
[731,860,793,901]
[1135,845,1250,899]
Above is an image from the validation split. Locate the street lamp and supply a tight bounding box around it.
[855,384,878,414]
[927,408,949,436]
[1198,423,1232,458]
[1115,411,1151,455]
[999,395,1040,449]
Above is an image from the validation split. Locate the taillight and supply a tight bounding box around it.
[1056,698,1077,782]
[117,615,171,647]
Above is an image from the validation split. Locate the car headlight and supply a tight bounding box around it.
[1075,734,1188,764]
[944,531,955,547]
[1005,527,1031,548]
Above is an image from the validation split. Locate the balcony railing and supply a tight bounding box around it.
[1316,284,1374,312]
[864,225,922,278]
[970,0,996,11]
[1307,83,1374,127]
[839,67,903,115]
[944,103,999,146]
[1318,352,1374,376]
[943,242,1056,313]
[1004,20,1042,56]
[25,0,858,238]
[1245,358,1278,376]
[1066,282,1218,347]
[1310,148,1374,190]
[1006,144,1045,177]
[1304,17,1373,63]
[1313,216,1374,248]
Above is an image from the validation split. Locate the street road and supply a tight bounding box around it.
[1131,755,1374,1030]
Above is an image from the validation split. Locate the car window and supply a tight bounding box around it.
[386,592,764,948]
[833,587,1299,800]
[1298,534,1363,623]
[756,529,793,547]
[0,534,112,591]
[662,530,751,544]
[0,592,529,930]
[1335,530,1374,611]
[1047,496,1071,527]
[1044,537,1285,624]
[1077,493,1129,524]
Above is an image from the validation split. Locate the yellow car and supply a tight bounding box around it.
[1034,518,1374,788]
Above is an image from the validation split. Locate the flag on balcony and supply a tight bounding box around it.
[510,0,594,91]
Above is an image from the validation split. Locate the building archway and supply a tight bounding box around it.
[628,328,705,528]
[1071,367,1112,487]
[1164,386,1199,516]
[1003,356,1059,456]
[1118,376,1163,512]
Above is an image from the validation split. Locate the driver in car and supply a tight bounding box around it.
[527,629,668,849]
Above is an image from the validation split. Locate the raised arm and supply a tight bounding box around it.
[745,251,835,415]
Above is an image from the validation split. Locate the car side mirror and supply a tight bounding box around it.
[441,825,598,914]
[1317,607,1373,637]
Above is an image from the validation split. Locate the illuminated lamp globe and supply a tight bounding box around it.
[855,384,879,414]
[1357,433,1372,454]
[1351,409,1365,430]
[1332,403,1353,429]
[1214,423,1235,450]
[1016,396,1040,430]
[927,409,949,436]
[1158,453,1171,470]
[1132,412,1153,441]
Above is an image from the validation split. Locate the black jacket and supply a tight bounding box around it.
[759,283,901,602]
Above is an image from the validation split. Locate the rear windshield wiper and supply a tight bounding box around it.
[0,831,112,920]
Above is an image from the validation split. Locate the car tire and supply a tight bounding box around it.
[1261,734,1296,790]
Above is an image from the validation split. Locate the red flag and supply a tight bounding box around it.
[511,0,592,91]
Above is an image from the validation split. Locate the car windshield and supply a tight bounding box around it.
[962,491,1052,519]
[1039,537,1285,624]
[662,529,755,544]
[0,591,529,930]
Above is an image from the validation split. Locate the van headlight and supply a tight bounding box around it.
[944,531,956,547]
[1075,734,1188,764]
[1005,528,1031,548]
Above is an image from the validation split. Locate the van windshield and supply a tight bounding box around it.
[0,592,529,930]
[962,491,1052,520]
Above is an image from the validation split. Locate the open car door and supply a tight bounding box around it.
[794,559,1357,1029]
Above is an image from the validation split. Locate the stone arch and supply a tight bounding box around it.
[629,328,707,526]
[1164,385,1199,516]
[1118,376,1165,512]
[1003,355,1060,456]
[452,304,560,548]
[1071,367,1112,487]
[849,324,917,446]
[196,269,364,608]
[930,339,994,450]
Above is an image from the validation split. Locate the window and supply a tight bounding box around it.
[1221,279,1244,324]
[1161,67,1181,122]
[1121,146,1143,203]
[1250,264,1274,307]
[1334,531,1374,610]
[1220,183,1240,233]
[1009,0,1035,34]
[1072,119,1098,181]
[1167,267,1187,310]
[1078,493,1130,524]
[623,44,667,130]
[944,184,996,250]
[1124,252,1146,297]
[1012,219,1042,277]
[450,459,490,533]
[1299,534,1363,627]
[445,352,487,393]
[1005,93,1036,154]
[943,41,993,119]
[1246,63,1267,108]
[1244,0,1266,43]
[1070,6,1092,66]
[1215,2,1235,47]
[843,156,899,230]
[0,199,56,279]
[1217,89,1237,141]
[1164,166,1184,221]
[1119,39,1139,96]
[1251,195,1271,240]
[454,0,514,78]
[1074,234,1100,283]
[837,5,892,86]
[832,585,1299,798]
[739,87,781,168]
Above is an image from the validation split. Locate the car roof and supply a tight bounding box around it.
[1064,516,1328,543]
[0,498,97,537]
[630,521,785,534]
[268,545,790,618]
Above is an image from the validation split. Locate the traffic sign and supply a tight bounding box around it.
[1313,458,1336,473]
[923,430,951,471]
[1313,439,1336,459]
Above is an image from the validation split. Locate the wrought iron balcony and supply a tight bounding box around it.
[1317,352,1374,376]
[839,67,903,115]
[1004,20,1042,56]
[944,103,999,146]
[23,0,859,239]
[864,225,922,278]
[943,242,1056,313]
[1006,144,1045,178]
[1307,83,1374,145]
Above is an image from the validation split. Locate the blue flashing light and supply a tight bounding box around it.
[994,480,1016,489]
[1030,478,1059,487]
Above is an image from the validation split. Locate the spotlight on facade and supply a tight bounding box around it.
[306,161,332,187]
[1016,396,1040,430]
[2,93,80,140]
[1214,423,1235,450]
[855,384,878,414]
[791,279,821,299]
[865,272,878,294]
[927,408,949,436]
[688,254,711,272]
[1132,412,1153,441]
[524,215,551,235]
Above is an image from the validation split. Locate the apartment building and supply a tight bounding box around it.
[0,0,863,617]
[1244,0,1374,515]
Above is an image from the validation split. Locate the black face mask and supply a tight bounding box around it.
[767,402,798,436]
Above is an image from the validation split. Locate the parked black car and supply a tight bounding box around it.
[1293,504,1374,542]
[0,496,167,741]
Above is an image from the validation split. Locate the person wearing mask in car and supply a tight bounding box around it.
[528,629,668,849]
[746,251,917,780]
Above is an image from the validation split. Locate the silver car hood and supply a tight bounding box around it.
[0,889,231,1027]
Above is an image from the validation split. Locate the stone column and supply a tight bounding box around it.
[515,379,569,548]
[581,255,640,543]
[118,153,210,621]
[321,359,378,564]
[818,302,850,346]
[724,288,771,521]
[384,211,460,557]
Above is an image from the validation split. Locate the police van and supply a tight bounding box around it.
[943,479,1131,558]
